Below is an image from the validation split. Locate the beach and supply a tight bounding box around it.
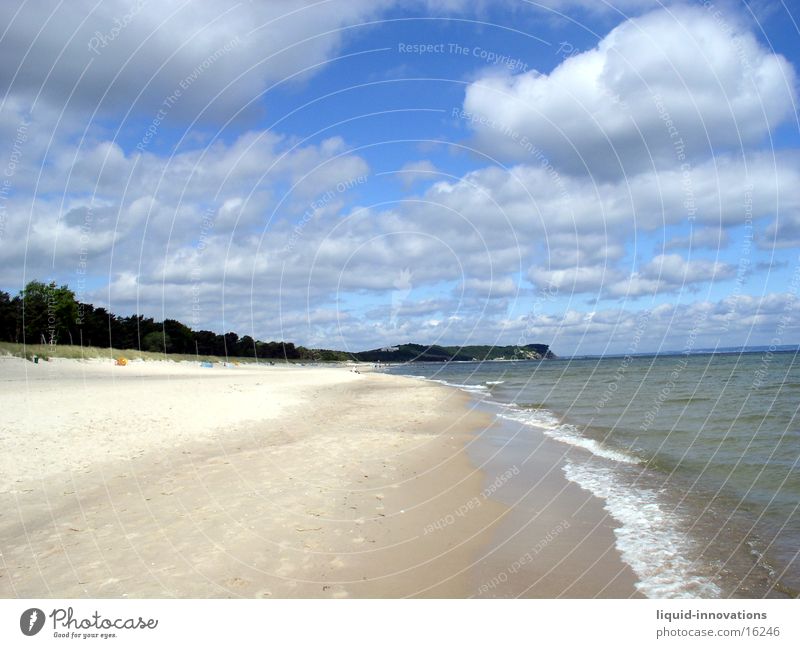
[0,356,640,598]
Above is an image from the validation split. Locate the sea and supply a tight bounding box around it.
[386,349,800,598]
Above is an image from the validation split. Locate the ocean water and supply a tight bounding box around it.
[387,351,800,598]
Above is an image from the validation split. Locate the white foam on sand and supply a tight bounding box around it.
[563,459,722,598]
[497,408,640,465]
[430,379,491,396]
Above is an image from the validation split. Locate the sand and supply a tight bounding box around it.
[0,355,640,598]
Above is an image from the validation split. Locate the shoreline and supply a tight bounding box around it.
[464,403,644,598]
[0,356,640,598]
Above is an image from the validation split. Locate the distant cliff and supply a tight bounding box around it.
[354,343,555,362]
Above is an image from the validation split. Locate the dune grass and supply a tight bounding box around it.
[0,341,270,364]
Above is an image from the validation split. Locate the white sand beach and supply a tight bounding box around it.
[0,356,639,598]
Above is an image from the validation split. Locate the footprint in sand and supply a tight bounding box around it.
[225,576,249,588]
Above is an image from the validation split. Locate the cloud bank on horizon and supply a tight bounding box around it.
[0,0,798,355]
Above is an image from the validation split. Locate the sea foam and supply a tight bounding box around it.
[563,460,721,598]
[497,408,640,465]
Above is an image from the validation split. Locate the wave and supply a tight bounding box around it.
[664,396,712,404]
[429,379,491,395]
[485,380,505,385]
[482,399,511,408]
[516,401,549,410]
[425,378,636,465]
[497,408,640,465]
[745,540,800,598]
[563,460,722,598]
[496,394,720,597]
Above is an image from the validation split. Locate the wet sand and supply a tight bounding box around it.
[466,410,644,598]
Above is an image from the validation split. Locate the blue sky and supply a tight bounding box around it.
[1,0,799,355]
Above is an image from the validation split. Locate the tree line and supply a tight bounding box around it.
[0,280,349,361]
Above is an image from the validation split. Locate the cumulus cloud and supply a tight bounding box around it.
[24,142,787,333]
[0,130,370,289]
[5,127,792,344]
[503,291,800,356]
[526,253,735,300]
[528,265,618,295]
[459,277,519,298]
[415,151,800,244]
[0,0,396,122]
[396,160,440,188]
[606,254,736,298]
[531,0,671,11]
[664,227,729,251]
[2,1,795,355]
[353,290,800,355]
[461,6,796,177]
[762,210,800,248]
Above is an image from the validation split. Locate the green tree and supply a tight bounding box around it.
[142,330,173,353]
[20,281,78,344]
[0,291,15,341]
[163,319,193,354]
[238,335,256,358]
[223,331,239,357]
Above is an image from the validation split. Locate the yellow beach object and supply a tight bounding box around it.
[115,357,128,366]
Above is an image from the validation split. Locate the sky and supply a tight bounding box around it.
[1,0,799,356]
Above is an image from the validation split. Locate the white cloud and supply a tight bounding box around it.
[528,265,619,295]
[0,129,370,289]
[0,0,395,122]
[2,1,795,355]
[503,291,800,356]
[28,145,784,326]
[459,277,519,298]
[5,133,791,338]
[762,210,800,248]
[397,160,440,188]
[664,227,729,251]
[461,6,796,177]
[530,0,671,10]
[606,254,736,298]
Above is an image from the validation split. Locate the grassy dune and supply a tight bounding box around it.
[0,341,271,364]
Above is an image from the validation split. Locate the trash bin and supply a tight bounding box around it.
[33,355,38,364]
